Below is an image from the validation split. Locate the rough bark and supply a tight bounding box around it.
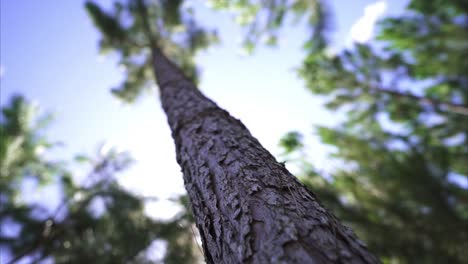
[151,47,380,264]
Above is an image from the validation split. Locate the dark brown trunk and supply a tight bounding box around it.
[151,47,380,264]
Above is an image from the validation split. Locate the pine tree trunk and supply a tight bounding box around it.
[151,47,380,264]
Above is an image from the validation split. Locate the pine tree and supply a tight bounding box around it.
[86,0,378,263]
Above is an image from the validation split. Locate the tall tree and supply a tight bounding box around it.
[86,0,378,263]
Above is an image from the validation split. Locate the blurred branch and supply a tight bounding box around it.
[373,86,468,116]
[5,219,57,264]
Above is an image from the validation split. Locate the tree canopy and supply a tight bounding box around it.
[85,0,218,102]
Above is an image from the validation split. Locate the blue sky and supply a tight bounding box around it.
[1,0,408,222]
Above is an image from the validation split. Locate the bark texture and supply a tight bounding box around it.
[152,47,380,264]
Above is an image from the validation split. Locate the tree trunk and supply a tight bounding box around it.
[151,47,380,264]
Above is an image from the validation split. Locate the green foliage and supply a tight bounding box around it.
[286,127,468,263]
[276,1,468,263]
[279,131,303,154]
[0,95,58,196]
[208,0,330,54]
[86,2,128,49]
[85,0,218,103]
[0,96,201,263]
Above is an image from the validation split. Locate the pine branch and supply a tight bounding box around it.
[377,87,468,116]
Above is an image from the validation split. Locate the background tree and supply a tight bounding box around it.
[271,1,468,263]
[86,0,379,263]
[0,95,201,263]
